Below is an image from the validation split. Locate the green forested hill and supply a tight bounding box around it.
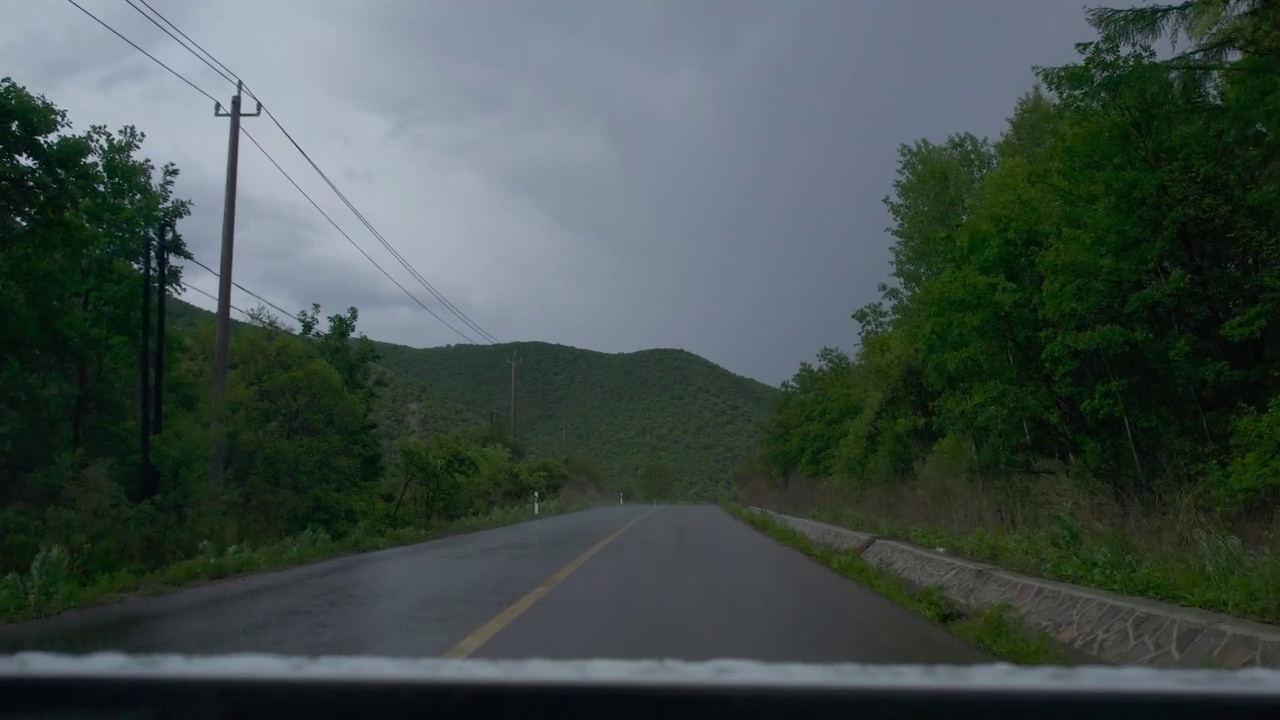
[374,340,777,490]
[168,298,776,492]
[368,366,487,443]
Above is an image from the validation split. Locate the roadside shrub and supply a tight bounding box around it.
[0,545,79,621]
[1218,400,1280,515]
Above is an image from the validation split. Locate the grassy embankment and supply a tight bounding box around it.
[739,474,1280,626]
[0,499,596,625]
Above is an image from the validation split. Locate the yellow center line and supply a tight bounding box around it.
[441,507,659,659]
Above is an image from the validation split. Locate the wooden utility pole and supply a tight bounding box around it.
[146,222,171,500]
[153,223,169,441]
[209,80,260,486]
[140,233,153,495]
[507,351,521,438]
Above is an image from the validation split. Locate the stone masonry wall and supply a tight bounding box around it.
[749,507,1280,669]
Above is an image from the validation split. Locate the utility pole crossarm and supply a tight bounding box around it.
[214,89,262,118]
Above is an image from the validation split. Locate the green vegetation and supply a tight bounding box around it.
[745,475,1280,624]
[723,504,1062,664]
[0,498,590,623]
[753,1,1280,622]
[169,298,776,502]
[368,365,486,448]
[0,77,628,622]
[820,494,1280,625]
[164,297,489,451]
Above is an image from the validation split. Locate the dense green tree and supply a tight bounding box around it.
[1087,0,1279,67]
[639,463,677,501]
[392,435,475,524]
[223,313,382,539]
[297,304,381,405]
[1,77,190,504]
[762,1,1280,516]
[390,433,570,524]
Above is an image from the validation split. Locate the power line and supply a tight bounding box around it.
[191,254,493,421]
[180,282,239,312]
[254,109,502,344]
[120,0,236,86]
[239,127,482,344]
[131,0,241,84]
[68,7,502,435]
[185,255,297,324]
[65,0,218,104]
[176,278,490,422]
[181,282,290,331]
[69,0,497,346]
[115,0,500,344]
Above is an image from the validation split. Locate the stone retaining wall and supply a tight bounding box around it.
[749,507,1280,669]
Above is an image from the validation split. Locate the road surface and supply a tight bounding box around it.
[0,506,991,663]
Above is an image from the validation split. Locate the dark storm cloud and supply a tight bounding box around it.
[326,0,1102,382]
[4,0,1109,384]
[171,161,419,334]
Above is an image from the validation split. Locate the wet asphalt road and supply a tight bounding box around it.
[0,506,991,663]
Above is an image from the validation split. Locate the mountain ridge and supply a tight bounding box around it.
[167,297,776,493]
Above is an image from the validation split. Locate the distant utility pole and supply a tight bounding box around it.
[508,351,521,438]
[147,222,172,500]
[209,80,261,486]
[153,224,169,439]
[140,232,153,495]
[562,419,568,456]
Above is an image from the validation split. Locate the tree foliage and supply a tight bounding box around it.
[391,434,570,524]
[762,3,1280,515]
[1,78,190,500]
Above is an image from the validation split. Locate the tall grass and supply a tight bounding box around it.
[0,499,597,624]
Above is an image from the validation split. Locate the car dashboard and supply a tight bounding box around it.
[2,653,1279,719]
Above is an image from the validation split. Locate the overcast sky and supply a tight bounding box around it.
[3,0,1108,385]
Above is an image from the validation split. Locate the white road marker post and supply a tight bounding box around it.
[534,491,539,516]
[619,492,623,506]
